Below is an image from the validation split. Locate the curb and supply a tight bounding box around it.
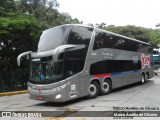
[0,90,28,96]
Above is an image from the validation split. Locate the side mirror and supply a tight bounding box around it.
[17,51,32,66]
[17,44,85,65]
[31,44,76,62]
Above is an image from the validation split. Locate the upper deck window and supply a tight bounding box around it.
[93,31,152,53]
[67,26,93,46]
[66,26,93,59]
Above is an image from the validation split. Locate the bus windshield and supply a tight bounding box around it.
[38,25,68,52]
[30,57,64,82]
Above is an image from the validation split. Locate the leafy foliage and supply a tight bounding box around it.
[16,0,82,28]
[149,29,160,46]
[0,14,42,91]
[0,0,16,12]
[0,14,41,69]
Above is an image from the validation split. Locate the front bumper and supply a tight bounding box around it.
[28,82,67,102]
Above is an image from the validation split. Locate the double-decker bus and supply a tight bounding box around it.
[17,24,153,102]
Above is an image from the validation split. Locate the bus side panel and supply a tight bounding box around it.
[121,52,141,85]
[66,75,81,101]
[79,76,87,97]
[110,75,123,89]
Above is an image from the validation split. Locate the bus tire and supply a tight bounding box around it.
[141,74,146,84]
[100,79,112,95]
[87,81,100,99]
[145,74,148,82]
[146,72,149,82]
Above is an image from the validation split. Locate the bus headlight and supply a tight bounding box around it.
[55,94,62,99]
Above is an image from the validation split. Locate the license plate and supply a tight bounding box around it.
[36,96,44,100]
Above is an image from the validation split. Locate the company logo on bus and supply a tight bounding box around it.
[141,54,150,68]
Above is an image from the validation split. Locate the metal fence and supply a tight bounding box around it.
[0,69,28,92]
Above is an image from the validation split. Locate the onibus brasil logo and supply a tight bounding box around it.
[141,54,150,68]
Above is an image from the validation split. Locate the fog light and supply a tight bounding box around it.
[55,94,62,99]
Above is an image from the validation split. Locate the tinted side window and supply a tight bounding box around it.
[137,44,152,54]
[67,26,93,59]
[67,26,93,46]
[65,26,93,76]
[93,31,150,52]
[66,59,84,77]
[93,32,111,50]
[90,60,141,75]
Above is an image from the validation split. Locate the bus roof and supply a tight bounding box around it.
[54,24,94,29]
[49,24,150,46]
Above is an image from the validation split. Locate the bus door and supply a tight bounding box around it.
[65,58,84,100]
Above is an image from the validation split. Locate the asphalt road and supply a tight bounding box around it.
[0,75,160,120]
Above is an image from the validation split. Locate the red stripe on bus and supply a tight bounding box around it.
[93,73,111,78]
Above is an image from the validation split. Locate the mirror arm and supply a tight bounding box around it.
[17,51,32,66]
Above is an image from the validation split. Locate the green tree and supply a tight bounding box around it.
[0,0,16,12]
[0,14,41,91]
[58,12,83,24]
[16,0,82,29]
[149,29,160,46]
[16,0,60,28]
[0,0,16,17]
[0,14,41,70]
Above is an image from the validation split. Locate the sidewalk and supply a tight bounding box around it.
[0,90,28,96]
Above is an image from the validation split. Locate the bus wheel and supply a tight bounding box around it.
[100,79,111,95]
[146,72,149,82]
[145,74,148,82]
[87,81,100,99]
[141,74,145,84]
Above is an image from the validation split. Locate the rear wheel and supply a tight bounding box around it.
[145,74,149,82]
[141,74,146,84]
[87,81,100,99]
[100,79,112,95]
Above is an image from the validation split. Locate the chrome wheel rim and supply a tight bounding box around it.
[88,84,97,96]
[102,82,109,92]
[142,75,145,83]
